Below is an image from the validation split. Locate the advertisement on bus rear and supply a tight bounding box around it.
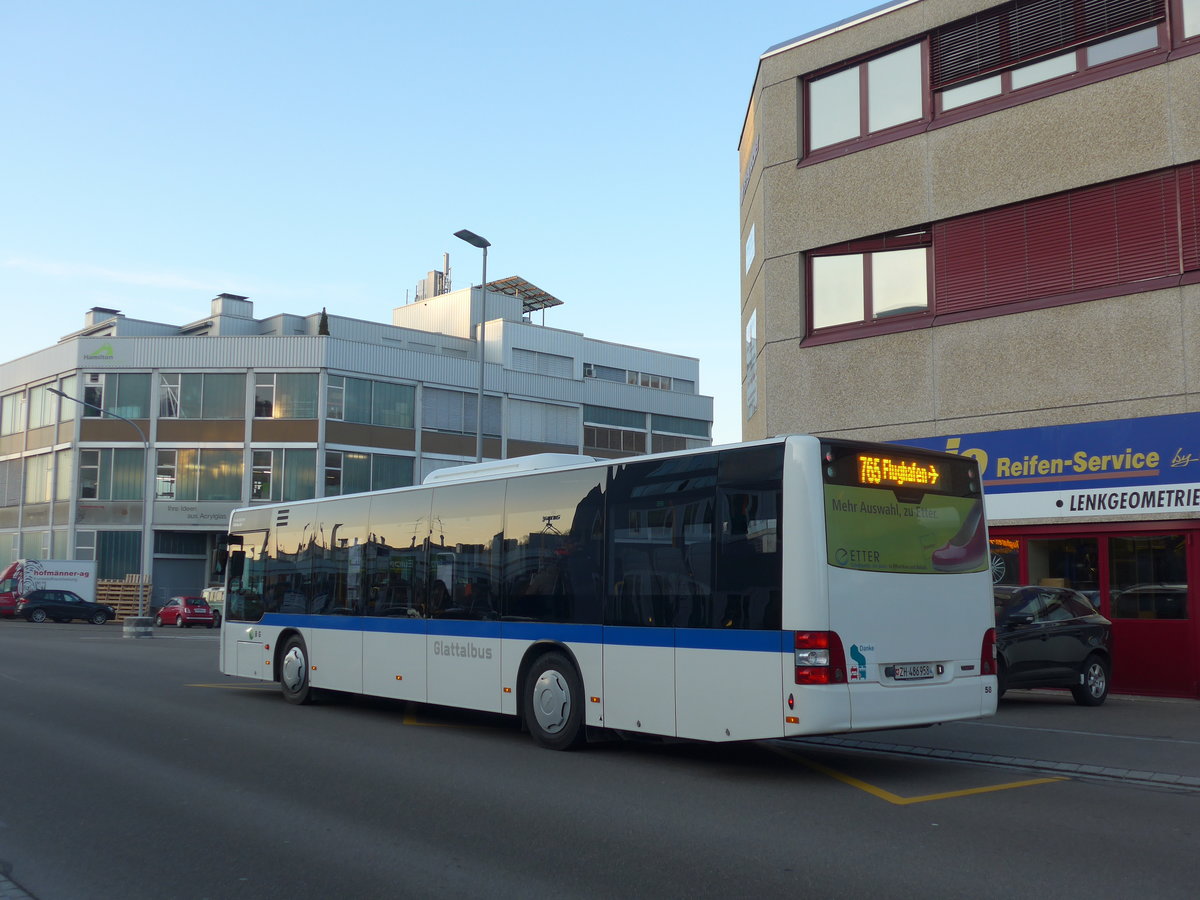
[824,490,986,576]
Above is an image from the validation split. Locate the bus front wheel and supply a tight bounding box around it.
[523,652,585,750]
[280,635,315,705]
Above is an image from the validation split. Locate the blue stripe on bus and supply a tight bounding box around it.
[674,629,790,652]
[360,617,426,635]
[427,620,501,640]
[603,625,675,648]
[501,622,605,644]
[255,615,787,652]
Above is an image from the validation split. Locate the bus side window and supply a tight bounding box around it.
[714,445,783,630]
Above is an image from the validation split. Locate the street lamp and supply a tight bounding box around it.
[49,387,153,624]
[454,228,490,463]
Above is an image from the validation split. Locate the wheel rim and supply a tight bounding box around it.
[281,644,307,693]
[1086,661,1107,698]
[989,553,1006,584]
[92,613,105,625]
[531,668,572,735]
[31,610,46,623]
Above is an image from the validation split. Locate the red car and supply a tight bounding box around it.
[155,596,215,628]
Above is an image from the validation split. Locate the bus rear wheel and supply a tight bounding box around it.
[524,652,584,750]
[280,635,315,705]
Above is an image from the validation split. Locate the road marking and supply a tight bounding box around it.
[404,706,449,727]
[775,747,1064,804]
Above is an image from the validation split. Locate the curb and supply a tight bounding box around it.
[0,862,35,900]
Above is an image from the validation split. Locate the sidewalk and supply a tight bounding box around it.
[793,691,1200,790]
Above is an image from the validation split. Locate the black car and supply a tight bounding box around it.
[16,589,116,625]
[993,585,1112,705]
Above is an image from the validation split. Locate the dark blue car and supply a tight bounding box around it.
[994,585,1112,706]
[17,589,115,625]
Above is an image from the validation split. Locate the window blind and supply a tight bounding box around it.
[933,168,1179,313]
[930,0,1165,89]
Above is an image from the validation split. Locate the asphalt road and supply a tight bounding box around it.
[1,620,1198,899]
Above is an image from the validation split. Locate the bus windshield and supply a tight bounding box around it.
[822,442,985,575]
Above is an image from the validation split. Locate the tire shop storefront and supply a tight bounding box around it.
[901,412,1200,699]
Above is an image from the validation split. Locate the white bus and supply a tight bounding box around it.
[218,436,997,749]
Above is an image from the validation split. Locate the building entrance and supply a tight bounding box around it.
[990,524,1198,698]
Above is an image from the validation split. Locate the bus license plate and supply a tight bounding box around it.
[892,664,935,681]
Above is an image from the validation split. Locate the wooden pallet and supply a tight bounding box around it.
[97,576,152,621]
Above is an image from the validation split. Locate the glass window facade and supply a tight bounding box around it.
[422,388,500,437]
[255,373,318,418]
[809,44,923,152]
[324,451,413,497]
[155,449,241,501]
[1109,534,1187,619]
[28,385,55,429]
[160,373,245,419]
[326,376,416,428]
[23,454,53,504]
[811,247,930,330]
[78,448,145,500]
[2,392,23,435]
[0,459,22,507]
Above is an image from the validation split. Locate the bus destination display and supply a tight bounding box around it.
[857,454,940,489]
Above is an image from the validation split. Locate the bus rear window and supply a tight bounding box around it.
[821,443,985,575]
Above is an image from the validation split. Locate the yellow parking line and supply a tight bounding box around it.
[790,753,1065,805]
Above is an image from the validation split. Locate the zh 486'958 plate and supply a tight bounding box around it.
[888,663,935,681]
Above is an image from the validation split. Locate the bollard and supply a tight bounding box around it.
[122,616,154,639]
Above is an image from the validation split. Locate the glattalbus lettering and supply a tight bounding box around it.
[1068,487,1200,512]
[433,640,494,660]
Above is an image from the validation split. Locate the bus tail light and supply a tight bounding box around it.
[794,631,847,685]
[980,627,996,676]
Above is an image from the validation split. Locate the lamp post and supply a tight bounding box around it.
[49,387,153,626]
[454,228,490,463]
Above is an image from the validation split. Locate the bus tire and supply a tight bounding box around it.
[280,635,315,705]
[523,651,585,751]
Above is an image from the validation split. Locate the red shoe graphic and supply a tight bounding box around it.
[932,502,986,573]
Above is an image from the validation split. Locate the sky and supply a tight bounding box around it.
[1,0,849,446]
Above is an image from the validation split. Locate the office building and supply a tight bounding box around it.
[740,0,1200,696]
[0,284,712,604]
